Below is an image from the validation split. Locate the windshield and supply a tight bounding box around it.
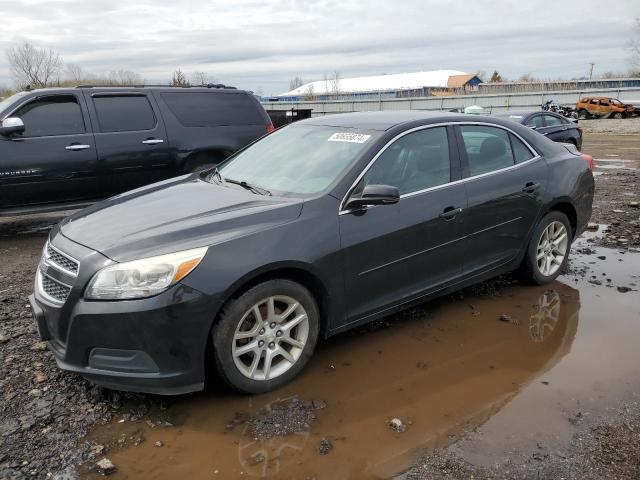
[0,92,26,117]
[218,124,379,195]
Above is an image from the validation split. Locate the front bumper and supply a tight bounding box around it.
[30,233,219,395]
[30,286,215,395]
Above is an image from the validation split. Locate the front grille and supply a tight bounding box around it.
[40,271,72,303]
[47,244,79,274]
[37,241,79,306]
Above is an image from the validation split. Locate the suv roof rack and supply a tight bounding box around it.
[75,84,237,90]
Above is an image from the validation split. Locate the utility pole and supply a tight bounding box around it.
[588,63,595,80]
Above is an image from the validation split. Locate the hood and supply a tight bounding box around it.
[59,175,303,262]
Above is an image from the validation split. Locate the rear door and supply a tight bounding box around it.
[0,93,99,209]
[84,91,172,196]
[456,124,548,276]
[340,125,467,321]
[155,90,270,164]
[539,114,569,143]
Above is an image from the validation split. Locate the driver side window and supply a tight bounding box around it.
[361,127,450,196]
[13,95,85,138]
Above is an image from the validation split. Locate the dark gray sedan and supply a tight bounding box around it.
[30,111,594,394]
[494,111,583,150]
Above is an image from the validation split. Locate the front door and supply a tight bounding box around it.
[0,93,99,210]
[340,126,467,322]
[456,124,548,275]
[84,91,172,196]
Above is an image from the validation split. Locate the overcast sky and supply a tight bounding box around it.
[0,0,637,95]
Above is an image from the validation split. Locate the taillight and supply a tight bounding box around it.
[581,153,594,171]
[266,123,275,134]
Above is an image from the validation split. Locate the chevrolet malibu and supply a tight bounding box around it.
[30,112,594,394]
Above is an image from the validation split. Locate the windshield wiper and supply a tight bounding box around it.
[225,178,272,196]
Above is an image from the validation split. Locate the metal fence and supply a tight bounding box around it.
[261,87,640,116]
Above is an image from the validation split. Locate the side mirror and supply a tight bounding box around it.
[345,184,400,210]
[527,125,537,130]
[0,117,25,137]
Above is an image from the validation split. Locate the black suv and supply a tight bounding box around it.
[0,86,273,215]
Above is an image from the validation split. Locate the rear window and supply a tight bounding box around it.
[160,92,265,127]
[93,95,156,132]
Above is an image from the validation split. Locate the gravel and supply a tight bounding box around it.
[580,117,640,135]
[0,236,167,480]
[403,399,640,480]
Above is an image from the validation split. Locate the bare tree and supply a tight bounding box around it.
[171,69,190,87]
[489,70,504,83]
[289,76,304,91]
[302,84,316,101]
[0,85,14,98]
[108,70,143,86]
[191,71,212,86]
[6,42,63,88]
[628,17,640,70]
[518,73,538,83]
[65,63,85,85]
[330,71,341,99]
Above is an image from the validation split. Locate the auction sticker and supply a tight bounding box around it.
[328,132,371,143]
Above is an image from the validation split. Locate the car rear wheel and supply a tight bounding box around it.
[212,279,319,393]
[519,211,572,285]
[612,112,624,119]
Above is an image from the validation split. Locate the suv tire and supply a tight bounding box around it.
[212,279,320,393]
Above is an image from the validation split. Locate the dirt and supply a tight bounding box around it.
[580,117,640,135]
[585,134,640,249]
[0,131,638,479]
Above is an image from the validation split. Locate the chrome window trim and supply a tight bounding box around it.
[4,93,87,136]
[338,121,541,215]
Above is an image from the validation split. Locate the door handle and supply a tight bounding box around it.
[65,144,91,151]
[439,207,463,220]
[522,182,540,194]
[142,139,164,145]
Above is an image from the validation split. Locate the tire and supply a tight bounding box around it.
[578,109,590,120]
[612,112,623,120]
[519,211,573,285]
[211,279,320,394]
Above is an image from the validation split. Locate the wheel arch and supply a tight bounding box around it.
[182,149,233,172]
[215,261,333,338]
[545,200,578,237]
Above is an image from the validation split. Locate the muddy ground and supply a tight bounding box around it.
[0,132,638,480]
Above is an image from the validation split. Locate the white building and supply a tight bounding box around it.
[277,70,481,100]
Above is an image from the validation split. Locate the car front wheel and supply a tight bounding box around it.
[520,211,572,285]
[212,279,319,393]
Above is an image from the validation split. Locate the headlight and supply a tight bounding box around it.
[85,247,208,300]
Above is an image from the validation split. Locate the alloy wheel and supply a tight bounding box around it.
[536,221,568,277]
[232,295,309,381]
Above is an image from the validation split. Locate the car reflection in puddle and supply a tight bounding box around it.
[85,280,583,480]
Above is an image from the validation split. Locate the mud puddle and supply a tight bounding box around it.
[80,238,640,480]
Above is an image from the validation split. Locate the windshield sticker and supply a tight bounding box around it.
[328,132,371,144]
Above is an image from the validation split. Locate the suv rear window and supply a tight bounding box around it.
[93,95,156,132]
[160,92,265,127]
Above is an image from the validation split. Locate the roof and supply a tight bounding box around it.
[298,111,479,131]
[447,74,477,88]
[278,70,471,97]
